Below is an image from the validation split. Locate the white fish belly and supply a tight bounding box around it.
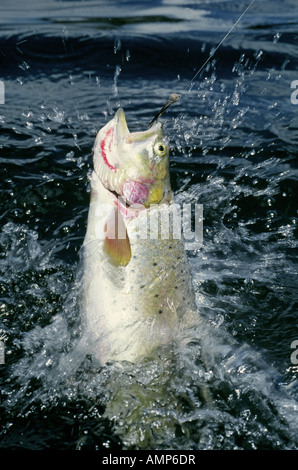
[82,204,198,364]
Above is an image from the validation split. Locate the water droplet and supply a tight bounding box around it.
[255,50,263,60]
[273,32,281,43]
[19,61,30,71]
[114,38,121,54]
[66,151,75,162]
[266,197,273,207]
[62,26,69,37]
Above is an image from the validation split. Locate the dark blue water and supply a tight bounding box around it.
[0,0,298,450]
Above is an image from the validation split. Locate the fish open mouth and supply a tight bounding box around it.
[92,107,172,219]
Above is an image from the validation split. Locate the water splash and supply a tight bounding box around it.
[1,219,298,450]
[1,12,298,449]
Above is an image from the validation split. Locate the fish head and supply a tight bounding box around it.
[93,108,173,210]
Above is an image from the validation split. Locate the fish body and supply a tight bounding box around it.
[82,109,197,364]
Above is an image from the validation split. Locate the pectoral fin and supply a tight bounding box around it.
[103,208,131,267]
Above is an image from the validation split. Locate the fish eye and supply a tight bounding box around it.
[154,142,167,157]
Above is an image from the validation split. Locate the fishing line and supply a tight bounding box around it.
[149,0,256,128]
[184,0,256,92]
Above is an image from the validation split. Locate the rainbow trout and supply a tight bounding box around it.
[82,108,198,364]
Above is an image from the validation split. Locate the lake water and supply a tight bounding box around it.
[0,0,298,450]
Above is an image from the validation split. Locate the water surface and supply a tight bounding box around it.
[0,0,298,450]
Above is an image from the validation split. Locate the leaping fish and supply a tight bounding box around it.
[80,0,257,366]
[81,106,199,364]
